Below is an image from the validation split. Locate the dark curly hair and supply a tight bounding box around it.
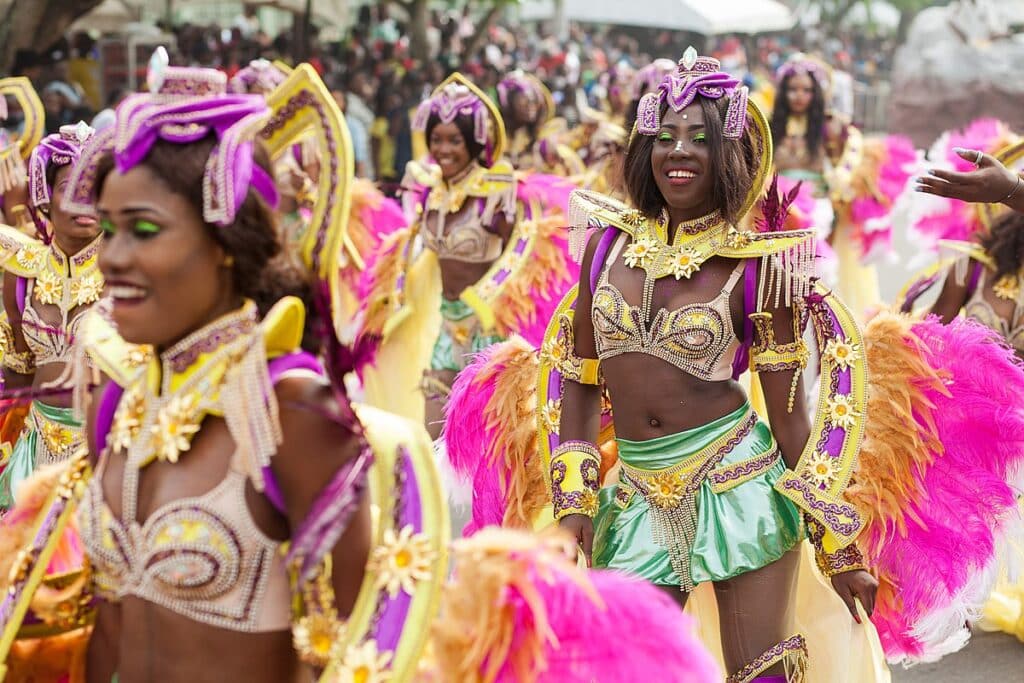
[623,95,757,226]
[425,112,487,165]
[770,72,827,161]
[981,211,1024,280]
[94,135,317,343]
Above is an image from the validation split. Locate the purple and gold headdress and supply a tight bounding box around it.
[631,58,676,100]
[229,59,289,95]
[28,121,94,209]
[496,71,554,122]
[775,53,832,93]
[27,121,95,240]
[635,47,749,140]
[412,73,507,166]
[63,47,278,227]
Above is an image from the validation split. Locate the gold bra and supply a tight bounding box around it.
[965,269,1024,351]
[77,302,295,633]
[420,199,503,263]
[592,235,744,381]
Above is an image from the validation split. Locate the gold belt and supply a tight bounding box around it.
[619,410,758,591]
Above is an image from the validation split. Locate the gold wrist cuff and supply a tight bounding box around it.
[550,441,601,519]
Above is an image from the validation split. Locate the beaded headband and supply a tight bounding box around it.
[63,47,278,227]
[229,59,288,94]
[635,47,748,140]
[412,72,507,165]
[27,121,95,241]
[28,121,94,208]
[775,54,831,92]
[631,58,676,100]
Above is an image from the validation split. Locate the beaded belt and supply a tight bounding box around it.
[619,410,757,591]
[31,404,83,467]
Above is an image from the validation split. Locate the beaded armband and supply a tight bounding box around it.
[550,312,601,385]
[806,515,867,577]
[550,440,601,519]
[0,321,35,375]
[289,555,347,667]
[750,309,809,413]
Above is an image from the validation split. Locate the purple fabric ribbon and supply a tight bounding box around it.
[635,52,748,140]
[27,122,95,242]
[63,90,278,226]
[412,83,489,148]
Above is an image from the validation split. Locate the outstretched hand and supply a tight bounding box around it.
[915,147,1021,206]
[831,568,878,624]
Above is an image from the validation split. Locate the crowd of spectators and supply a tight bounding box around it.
[3,3,898,188]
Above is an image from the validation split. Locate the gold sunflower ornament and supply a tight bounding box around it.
[333,640,393,683]
[823,338,861,370]
[370,525,436,599]
[806,451,837,487]
[826,394,860,430]
[623,236,660,269]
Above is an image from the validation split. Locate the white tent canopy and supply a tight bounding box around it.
[519,0,795,35]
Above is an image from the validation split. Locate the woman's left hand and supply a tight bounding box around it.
[830,569,878,624]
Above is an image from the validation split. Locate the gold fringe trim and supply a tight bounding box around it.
[220,330,282,491]
[726,633,808,683]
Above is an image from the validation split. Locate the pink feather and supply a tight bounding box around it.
[444,345,510,535]
[497,564,721,682]
[945,118,1008,172]
[849,135,917,259]
[865,316,1024,662]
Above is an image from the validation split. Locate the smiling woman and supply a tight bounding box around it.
[0,122,101,511]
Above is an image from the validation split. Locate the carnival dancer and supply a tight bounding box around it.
[899,139,1024,647]
[770,54,914,319]
[0,55,729,683]
[447,47,1024,679]
[359,73,575,436]
[497,71,584,180]
[0,122,102,511]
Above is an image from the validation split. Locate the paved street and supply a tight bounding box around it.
[892,631,1024,681]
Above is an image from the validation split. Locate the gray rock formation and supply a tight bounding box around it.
[888,1,1024,147]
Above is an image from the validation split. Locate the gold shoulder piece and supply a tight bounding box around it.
[0,224,45,278]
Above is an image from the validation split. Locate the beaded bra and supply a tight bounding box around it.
[593,233,744,381]
[77,300,298,633]
[0,227,104,366]
[412,161,514,264]
[965,268,1024,352]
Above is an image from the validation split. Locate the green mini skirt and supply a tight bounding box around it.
[592,403,801,590]
[430,297,503,372]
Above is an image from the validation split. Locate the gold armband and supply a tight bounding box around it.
[750,311,809,413]
[550,440,601,519]
[548,312,601,385]
[0,321,35,375]
[806,516,867,578]
[290,556,346,667]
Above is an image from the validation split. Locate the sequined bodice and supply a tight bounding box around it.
[421,198,503,263]
[76,303,292,633]
[79,461,290,632]
[965,269,1024,351]
[592,236,743,381]
[20,237,104,366]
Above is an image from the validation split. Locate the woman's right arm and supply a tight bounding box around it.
[929,261,973,324]
[2,271,34,389]
[556,229,606,563]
